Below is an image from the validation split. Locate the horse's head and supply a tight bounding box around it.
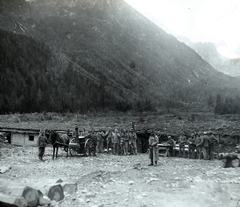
[48,130,58,145]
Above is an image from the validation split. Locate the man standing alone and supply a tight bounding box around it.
[148,131,159,166]
[37,129,48,161]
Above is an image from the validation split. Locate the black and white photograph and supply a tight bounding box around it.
[0,0,240,206]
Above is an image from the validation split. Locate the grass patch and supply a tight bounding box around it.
[0,112,239,139]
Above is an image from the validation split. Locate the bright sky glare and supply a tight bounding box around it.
[124,0,240,59]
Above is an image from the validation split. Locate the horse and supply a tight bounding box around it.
[48,130,70,159]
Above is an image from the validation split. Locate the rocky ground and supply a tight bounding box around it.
[0,144,240,207]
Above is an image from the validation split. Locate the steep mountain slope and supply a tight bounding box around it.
[0,0,239,113]
[191,42,240,77]
[138,13,240,78]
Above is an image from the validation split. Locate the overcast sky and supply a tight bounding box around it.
[125,0,240,59]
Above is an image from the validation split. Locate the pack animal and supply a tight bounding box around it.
[48,130,70,159]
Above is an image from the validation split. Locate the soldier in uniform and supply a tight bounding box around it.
[96,130,104,153]
[104,127,112,153]
[112,129,120,155]
[195,132,203,159]
[202,132,210,160]
[122,129,129,155]
[208,132,218,160]
[166,135,175,157]
[129,128,137,155]
[37,128,48,161]
[89,129,97,156]
[187,133,196,159]
[119,129,125,155]
[178,133,187,158]
[148,131,159,166]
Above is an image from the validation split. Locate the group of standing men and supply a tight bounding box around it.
[148,130,219,166]
[88,127,138,156]
[37,126,219,164]
[167,131,219,160]
[37,127,138,160]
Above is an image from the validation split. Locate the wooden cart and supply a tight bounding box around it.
[69,135,94,156]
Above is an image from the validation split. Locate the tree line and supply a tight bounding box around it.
[1,29,240,115]
[213,94,240,115]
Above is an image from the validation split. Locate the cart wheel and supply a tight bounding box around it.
[85,139,94,156]
[231,158,240,168]
[69,138,77,157]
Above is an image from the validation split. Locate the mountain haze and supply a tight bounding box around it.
[0,0,239,113]
[191,42,240,77]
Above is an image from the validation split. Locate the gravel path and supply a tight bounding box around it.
[0,145,240,207]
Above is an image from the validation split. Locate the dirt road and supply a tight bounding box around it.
[0,145,239,207]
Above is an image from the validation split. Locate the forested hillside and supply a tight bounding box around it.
[0,0,240,114]
[0,30,123,113]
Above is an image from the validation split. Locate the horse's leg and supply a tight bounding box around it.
[56,146,58,159]
[64,146,68,157]
[52,146,55,159]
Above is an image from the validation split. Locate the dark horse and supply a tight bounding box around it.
[48,130,70,159]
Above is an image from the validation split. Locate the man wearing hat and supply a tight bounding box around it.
[166,135,175,157]
[37,128,48,161]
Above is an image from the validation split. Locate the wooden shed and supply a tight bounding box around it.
[0,128,39,146]
[11,130,39,146]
